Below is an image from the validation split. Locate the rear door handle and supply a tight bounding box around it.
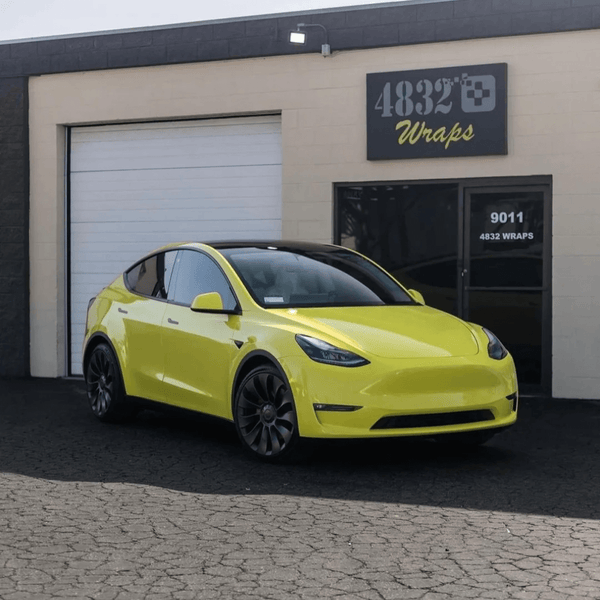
[168,318,179,325]
[118,307,128,314]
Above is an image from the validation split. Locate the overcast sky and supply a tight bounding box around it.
[0,0,411,42]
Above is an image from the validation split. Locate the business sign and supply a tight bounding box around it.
[367,63,507,160]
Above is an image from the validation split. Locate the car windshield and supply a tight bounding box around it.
[219,247,414,308]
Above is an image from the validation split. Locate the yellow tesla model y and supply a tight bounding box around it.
[83,241,518,461]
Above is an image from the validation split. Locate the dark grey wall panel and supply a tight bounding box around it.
[197,40,229,62]
[78,50,109,70]
[363,24,400,46]
[471,13,514,36]
[0,77,28,377]
[435,16,475,39]
[454,0,494,17]
[551,6,594,28]
[107,47,142,68]
[398,20,437,44]
[0,0,599,78]
[417,2,455,20]
[136,45,167,67]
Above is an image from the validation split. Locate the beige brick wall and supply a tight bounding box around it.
[29,29,600,398]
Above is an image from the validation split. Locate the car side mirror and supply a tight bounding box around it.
[190,292,224,312]
[190,292,242,315]
[408,289,425,305]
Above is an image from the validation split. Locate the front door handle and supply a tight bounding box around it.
[118,307,128,314]
[168,318,179,325]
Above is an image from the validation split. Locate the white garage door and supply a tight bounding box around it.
[69,116,282,375]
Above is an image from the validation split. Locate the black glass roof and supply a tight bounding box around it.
[207,241,340,253]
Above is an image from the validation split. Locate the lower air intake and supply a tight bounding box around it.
[371,409,495,430]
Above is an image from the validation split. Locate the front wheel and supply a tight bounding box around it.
[233,364,302,462]
[85,343,135,423]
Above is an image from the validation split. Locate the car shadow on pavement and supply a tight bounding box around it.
[1,378,599,521]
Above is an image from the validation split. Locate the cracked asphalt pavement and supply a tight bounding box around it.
[1,379,599,599]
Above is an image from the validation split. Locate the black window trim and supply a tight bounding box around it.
[166,248,242,314]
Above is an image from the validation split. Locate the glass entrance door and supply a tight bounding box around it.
[464,187,550,389]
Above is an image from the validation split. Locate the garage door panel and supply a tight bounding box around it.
[70,196,281,213]
[70,116,282,375]
[72,117,280,142]
[72,136,282,166]
[71,163,281,183]
[71,218,280,238]
[71,171,281,195]
[73,205,283,224]
[72,130,281,153]
[72,124,282,172]
[70,188,282,205]
[70,189,282,212]
[72,149,282,172]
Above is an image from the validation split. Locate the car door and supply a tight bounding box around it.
[120,250,177,401]
[161,249,240,418]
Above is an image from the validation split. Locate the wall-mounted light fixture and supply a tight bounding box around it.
[289,23,331,57]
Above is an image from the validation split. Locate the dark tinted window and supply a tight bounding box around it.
[220,247,413,308]
[401,259,457,288]
[170,250,237,309]
[126,251,177,299]
[469,191,544,288]
[337,183,459,315]
[470,256,542,288]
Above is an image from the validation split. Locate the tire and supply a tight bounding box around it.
[85,343,135,423]
[435,428,498,447]
[233,364,303,462]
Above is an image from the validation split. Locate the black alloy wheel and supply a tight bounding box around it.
[86,343,134,423]
[234,365,300,462]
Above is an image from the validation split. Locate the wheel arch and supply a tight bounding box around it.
[83,333,124,385]
[231,350,291,415]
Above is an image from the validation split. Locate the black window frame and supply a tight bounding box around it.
[124,249,179,302]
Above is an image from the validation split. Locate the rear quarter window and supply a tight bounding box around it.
[126,252,177,299]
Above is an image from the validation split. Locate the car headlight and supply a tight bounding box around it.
[483,328,508,360]
[295,334,370,367]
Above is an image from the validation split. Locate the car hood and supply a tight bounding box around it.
[273,305,479,359]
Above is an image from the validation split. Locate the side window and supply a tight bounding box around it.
[169,250,237,310]
[127,256,159,296]
[126,251,177,299]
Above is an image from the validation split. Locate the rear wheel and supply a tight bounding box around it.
[85,343,135,423]
[233,364,302,462]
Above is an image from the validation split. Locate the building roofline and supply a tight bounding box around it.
[0,0,452,45]
[1,0,599,79]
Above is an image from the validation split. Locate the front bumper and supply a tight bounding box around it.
[281,352,518,439]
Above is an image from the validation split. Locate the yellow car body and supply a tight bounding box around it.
[83,241,518,460]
